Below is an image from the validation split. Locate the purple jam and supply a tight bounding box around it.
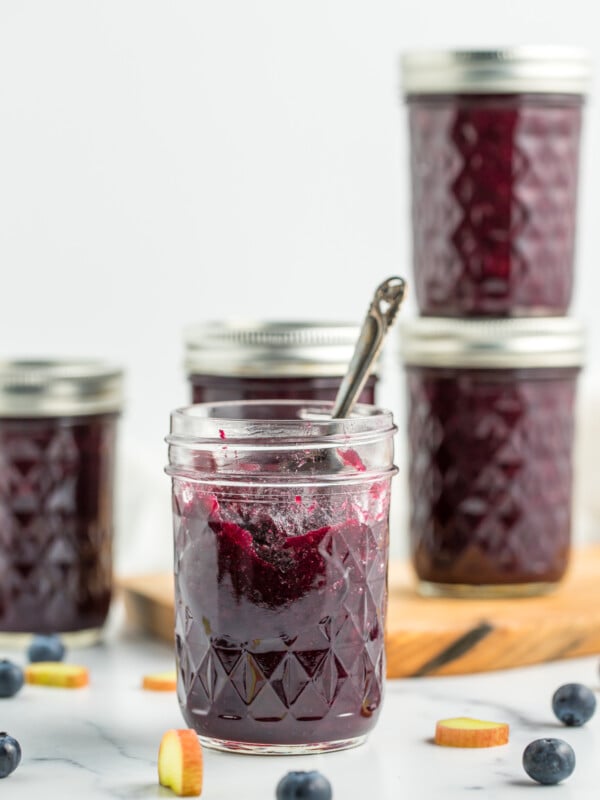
[407,366,578,588]
[407,94,583,316]
[0,415,117,633]
[173,480,390,747]
[190,374,377,405]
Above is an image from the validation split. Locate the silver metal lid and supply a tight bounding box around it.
[402,47,592,95]
[399,317,585,369]
[184,321,372,378]
[0,360,124,417]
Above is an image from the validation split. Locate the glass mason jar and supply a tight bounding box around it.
[402,48,590,316]
[166,400,397,754]
[0,361,123,642]
[184,321,377,404]
[400,318,583,598]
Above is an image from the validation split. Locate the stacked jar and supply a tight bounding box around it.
[399,48,590,597]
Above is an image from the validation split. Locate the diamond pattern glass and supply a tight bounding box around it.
[0,415,117,633]
[407,367,578,588]
[173,482,390,749]
[408,94,582,316]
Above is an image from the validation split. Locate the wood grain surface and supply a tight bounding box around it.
[119,545,600,678]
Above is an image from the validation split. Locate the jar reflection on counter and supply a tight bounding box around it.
[0,361,123,640]
[184,321,377,405]
[401,48,590,317]
[400,318,584,598]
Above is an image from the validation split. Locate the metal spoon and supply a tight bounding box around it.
[331,275,407,419]
[291,276,406,475]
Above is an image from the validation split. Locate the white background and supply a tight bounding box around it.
[1,1,598,568]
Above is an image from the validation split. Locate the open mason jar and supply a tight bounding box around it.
[0,360,123,642]
[400,317,583,598]
[184,321,377,404]
[166,400,397,754]
[402,48,590,316]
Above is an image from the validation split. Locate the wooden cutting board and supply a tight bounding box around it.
[119,545,600,678]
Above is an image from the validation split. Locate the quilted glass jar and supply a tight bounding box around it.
[402,48,590,316]
[400,318,583,597]
[166,400,397,754]
[184,321,376,404]
[0,361,123,641]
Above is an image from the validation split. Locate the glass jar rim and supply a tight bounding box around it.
[166,401,397,487]
[168,399,395,444]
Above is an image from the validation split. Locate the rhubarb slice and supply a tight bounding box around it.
[25,662,89,689]
[143,670,177,691]
[435,717,509,748]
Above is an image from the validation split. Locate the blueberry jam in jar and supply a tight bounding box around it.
[402,48,590,316]
[166,400,397,754]
[185,321,377,404]
[0,361,123,641]
[400,318,583,598]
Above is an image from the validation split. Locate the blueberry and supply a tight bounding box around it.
[0,661,24,698]
[552,682,596,726]
[27,634,65,663]
[0,732,21,778]
[523,738,575,785]
[276,771,332,800]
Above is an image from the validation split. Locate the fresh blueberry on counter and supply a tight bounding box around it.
[523,738,575,785]
[0,733,21,778]
[552,682,596,726]
[276,770,332,800]
[27,634,66,663]
[0,661,24,698]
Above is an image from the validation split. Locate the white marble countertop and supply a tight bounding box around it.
[2,631,600,799]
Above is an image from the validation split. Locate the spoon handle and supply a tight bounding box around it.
[331,276,407,419]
